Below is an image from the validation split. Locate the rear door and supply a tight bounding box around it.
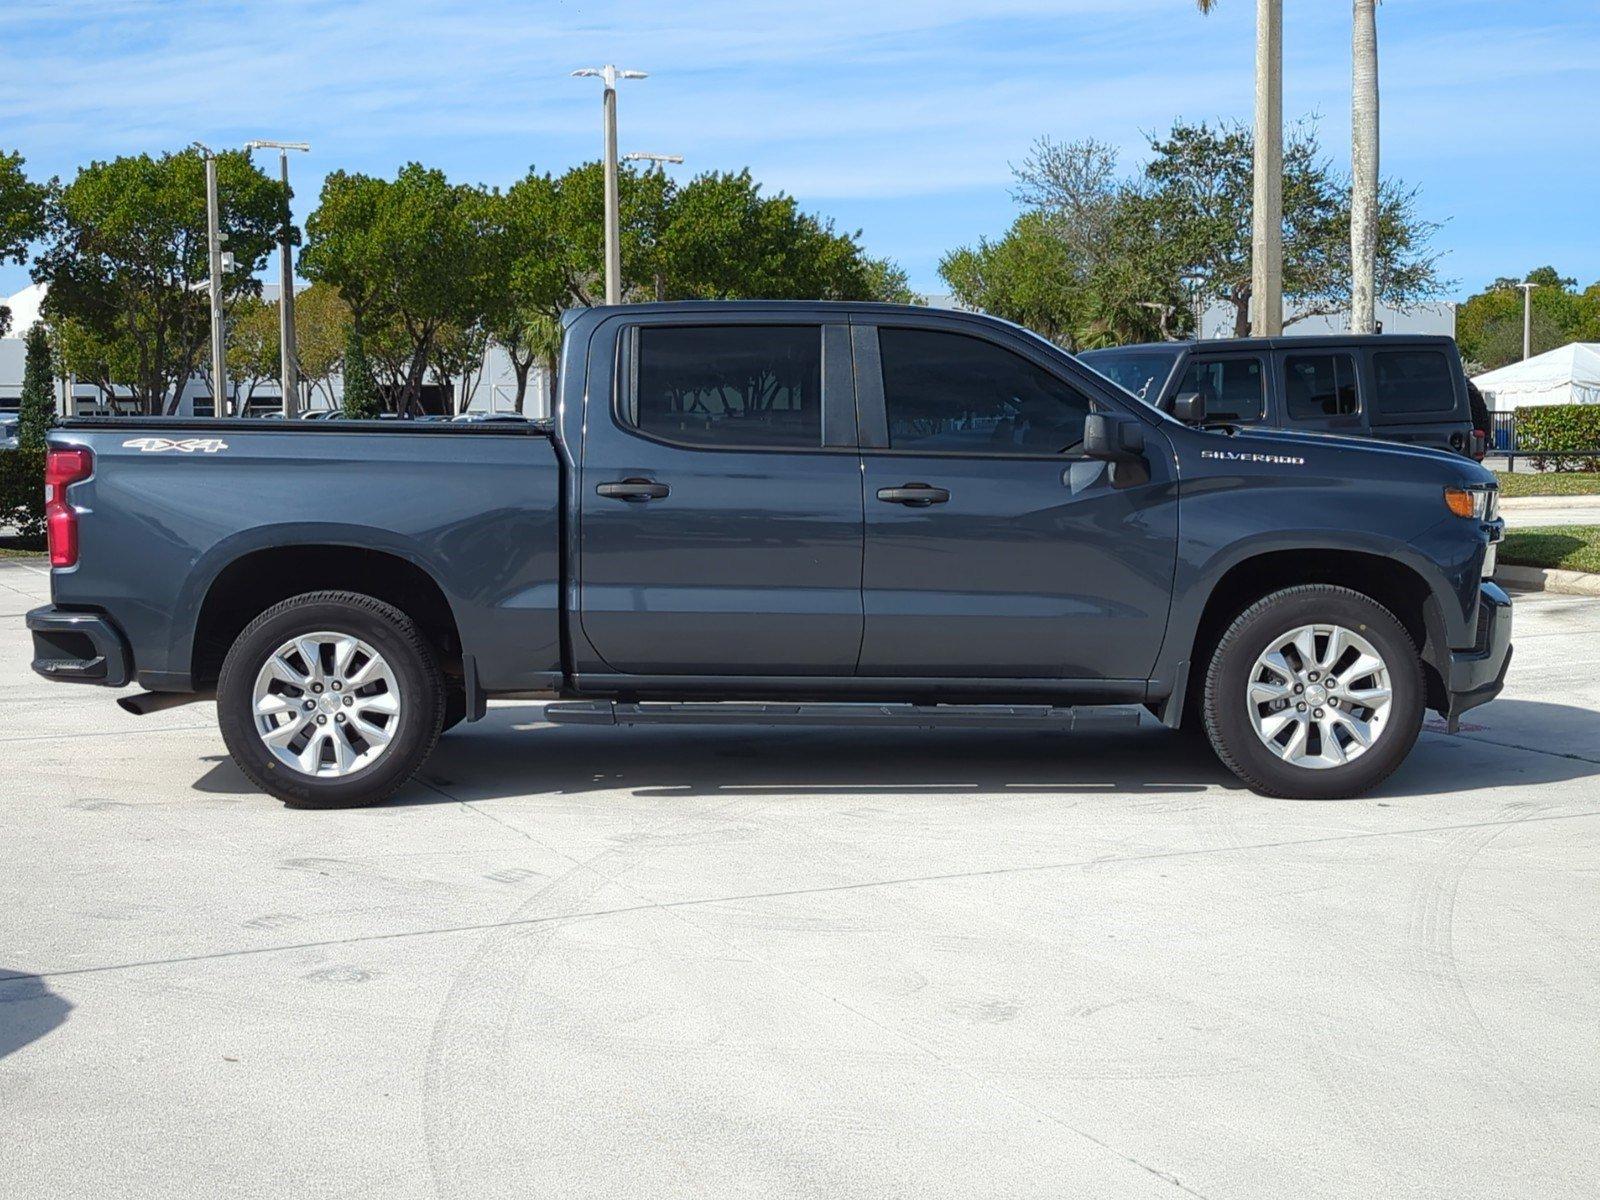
[576,316,865,676]
[853,318,1178,683]
[1366,345,1473,455]
[1174,353,1270,427]
[1275,349,1364,437]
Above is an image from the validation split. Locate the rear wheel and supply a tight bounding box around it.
[1203,585,1424,799]
[217,591,444,808]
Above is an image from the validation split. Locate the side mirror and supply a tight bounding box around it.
[1171,391,1207,424]
[1084,412,1146,462]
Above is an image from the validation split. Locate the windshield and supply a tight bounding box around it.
[1078,350,1180,404]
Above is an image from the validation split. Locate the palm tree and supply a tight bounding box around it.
[1197,0,1283,336]
[1350,0,1380,333]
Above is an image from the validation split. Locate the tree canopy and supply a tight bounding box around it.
[33,148,286,412]
[1456,268,1600,372]
[0,150,50,338]
[941,118,1446,347]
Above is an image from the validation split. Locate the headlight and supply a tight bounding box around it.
[1444,486,1495,521]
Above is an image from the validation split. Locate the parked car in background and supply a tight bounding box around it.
[27,303,1509,808]
[0,413,18,451]
[1080,335,1488,461]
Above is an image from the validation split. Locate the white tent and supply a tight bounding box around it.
[1473,342,1600,412]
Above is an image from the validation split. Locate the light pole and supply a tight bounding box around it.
[196,143,229,415]
[623,152,683,166]
[1252,0,1284,337]
[245,140,310,417]
[572,65,647,304]
[1519,280,1537,361]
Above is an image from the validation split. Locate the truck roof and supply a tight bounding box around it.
[562,299,953,322]
[1081,334,1460,356]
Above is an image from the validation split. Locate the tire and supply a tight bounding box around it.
[217,591,445,808]
[1202,585,1424,799]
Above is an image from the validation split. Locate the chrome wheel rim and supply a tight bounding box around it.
[1246,623,1393,770]
[251,631,402,778]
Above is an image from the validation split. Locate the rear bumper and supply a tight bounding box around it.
[1444,583,1512,719]
[26,606,132,687]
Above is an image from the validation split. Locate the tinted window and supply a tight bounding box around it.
[1284,353,1359,419]
[629,325,821,449]
[1373,350,1455,415]
[1078,350,1177,402]
[879,327,1094,456]
[1178,357,1265,423]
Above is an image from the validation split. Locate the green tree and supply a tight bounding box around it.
[340,323,379,418]
[0,151,50,338]
[292,283,351,412]
[1456,269,1590,371]
[301,164,492,414]
[32,148,285,413]
[225,294,280,406]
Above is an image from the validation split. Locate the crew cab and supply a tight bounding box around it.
[27,303,1511,806]
[1080,334,1489,460]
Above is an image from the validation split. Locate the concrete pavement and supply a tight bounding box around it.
[1499,494,1600,529]
[3,557,1599,1199]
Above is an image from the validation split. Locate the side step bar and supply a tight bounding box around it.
[543,700,1141,731]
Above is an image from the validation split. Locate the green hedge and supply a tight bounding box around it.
[0,445,46,540]
[1516,404,1600,472]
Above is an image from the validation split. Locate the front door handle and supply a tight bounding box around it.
[876,483,950,507]
[597,478,670,502]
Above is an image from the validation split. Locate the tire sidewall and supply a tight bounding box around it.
[218,596,442,807]
[1205,588,1424,799]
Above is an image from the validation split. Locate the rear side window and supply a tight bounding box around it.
[1373,350,1456,415]
[626,325,822,449]
[1284,353,1359,419]
[878,327,1094,456]
[1177,357,1265,423]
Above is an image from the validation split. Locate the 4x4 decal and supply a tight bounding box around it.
[122,437,229,454]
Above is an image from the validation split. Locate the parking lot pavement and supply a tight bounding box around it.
[4,559,1599,1200]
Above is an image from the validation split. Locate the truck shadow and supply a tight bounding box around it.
[190,698,1600,804]
[0,969,72,1061]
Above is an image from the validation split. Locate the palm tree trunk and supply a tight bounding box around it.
[1252,0,1284,336]
[1350,0,1380,333]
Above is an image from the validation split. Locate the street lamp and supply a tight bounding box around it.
[623,153,684,166]
[245,140,310,418]
[1518,280,1537,361]
[192,142,229,415]
[572,66,647,304]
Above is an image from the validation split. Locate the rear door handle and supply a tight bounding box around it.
[597,478,670,501]
[876,483,950,507]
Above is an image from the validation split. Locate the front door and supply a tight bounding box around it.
[1276,349,1364,437]
[577,318,864,676]
[854,321,1179,682]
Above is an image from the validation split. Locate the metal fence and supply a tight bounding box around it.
[1487,411,1600,468]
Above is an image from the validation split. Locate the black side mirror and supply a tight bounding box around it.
[1084,412,1146,462]
[1171,391,1207,424]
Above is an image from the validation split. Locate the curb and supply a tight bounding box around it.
[1495,564,1600,596]
[1498,494,1600,511]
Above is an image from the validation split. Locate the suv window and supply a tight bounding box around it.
[1373,350,1455,415]
[1178,357,1265,423]
[879,327,1093,455]
[1284,353,1359,419]
[628,325,822,449]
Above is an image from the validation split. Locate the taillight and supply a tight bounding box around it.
[45,447,93,568]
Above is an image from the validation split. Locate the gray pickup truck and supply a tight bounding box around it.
[28,302,1510,807]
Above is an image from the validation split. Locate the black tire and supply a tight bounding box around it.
[217,591,445,808]
[1202,585,1425,799]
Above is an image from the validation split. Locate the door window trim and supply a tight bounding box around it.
[611,319,858,455]
[1279,349,1363,425]
[853,321,1106,461]
[1178,352,1269,425]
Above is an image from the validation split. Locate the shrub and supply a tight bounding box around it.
[1516,404,1600,472]
[1,323,54,539]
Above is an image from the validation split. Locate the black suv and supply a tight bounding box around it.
[1080,335,1487,460]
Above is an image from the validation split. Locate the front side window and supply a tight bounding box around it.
[1078,349,1178,403]
[1178,357,1265,423]
[627,325,822,449]
[1373,350,1455,416]
[1284,353,1359,420]
[879,327,1094,456]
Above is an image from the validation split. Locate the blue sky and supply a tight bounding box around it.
[2,0,1597,300]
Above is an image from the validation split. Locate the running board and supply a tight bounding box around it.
[543,701,1141,731]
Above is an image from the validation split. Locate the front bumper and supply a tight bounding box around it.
[1444,583,1512,720]
[26,606,132,687]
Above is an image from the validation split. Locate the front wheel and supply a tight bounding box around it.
[217,591,445,808]
[1203,585,1424,799]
